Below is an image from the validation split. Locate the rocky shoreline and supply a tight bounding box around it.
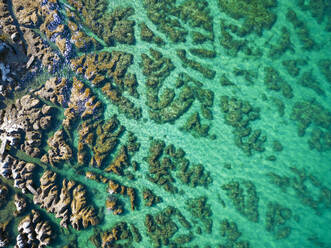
[1,0,331,247]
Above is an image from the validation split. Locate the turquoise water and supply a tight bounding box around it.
[1,0,331,247]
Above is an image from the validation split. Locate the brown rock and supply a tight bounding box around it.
[39,116,52,130]
[44,129,72,166]
[34,170,98,230]
[104,146,129,175]
[0,183,8,208]
[70,185,99,230]
[36,77,69,106]
[12,0,41,27]
[16,210,54,248]
[14,194,27,216]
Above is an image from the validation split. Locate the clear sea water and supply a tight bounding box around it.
[1,0,331,247]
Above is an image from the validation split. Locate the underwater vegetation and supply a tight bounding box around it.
[0,0,331,247]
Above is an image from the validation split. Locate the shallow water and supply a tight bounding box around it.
[1,0,331,247]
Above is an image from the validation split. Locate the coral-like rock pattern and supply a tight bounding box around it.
[0,154,37,194]
[0,94,54,157]
[145,206,193,247]
[99,222,141,248]
[67,0,135,46]
[108,179,137,211]
[222,180,259,222]
[291,99,331,151]
[14,193,28,216]
[143,188,162,207]
[104,145,133,176]
[0,0,330,247]
[77,115,124,167]
[218,0,277,36]
[41,129,72,166]
[16,210,53,248]
[35,77,70,106]
[0,220,10,248]
[0,180,8,208]
[34,170,99,230]
[220,96,267,155]
[147,139,212,192]
[71,51,141,119]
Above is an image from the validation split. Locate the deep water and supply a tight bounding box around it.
[1,0,331,247]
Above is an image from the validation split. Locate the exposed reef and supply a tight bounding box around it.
[90,221,142,248]
[140,22,165,46]
[16,210,53,248]
[0,0,330,247]
[34,170,99,230]
[108,179,137,211]
[67,0,135,46]
[70,52,141,119]
[0,94,54,158]
[65,8,102,53]
[78,115,124,167]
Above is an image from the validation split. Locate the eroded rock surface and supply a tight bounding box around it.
[16,210,53,248]
[33,170,99,230]
[0,94,54,157]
